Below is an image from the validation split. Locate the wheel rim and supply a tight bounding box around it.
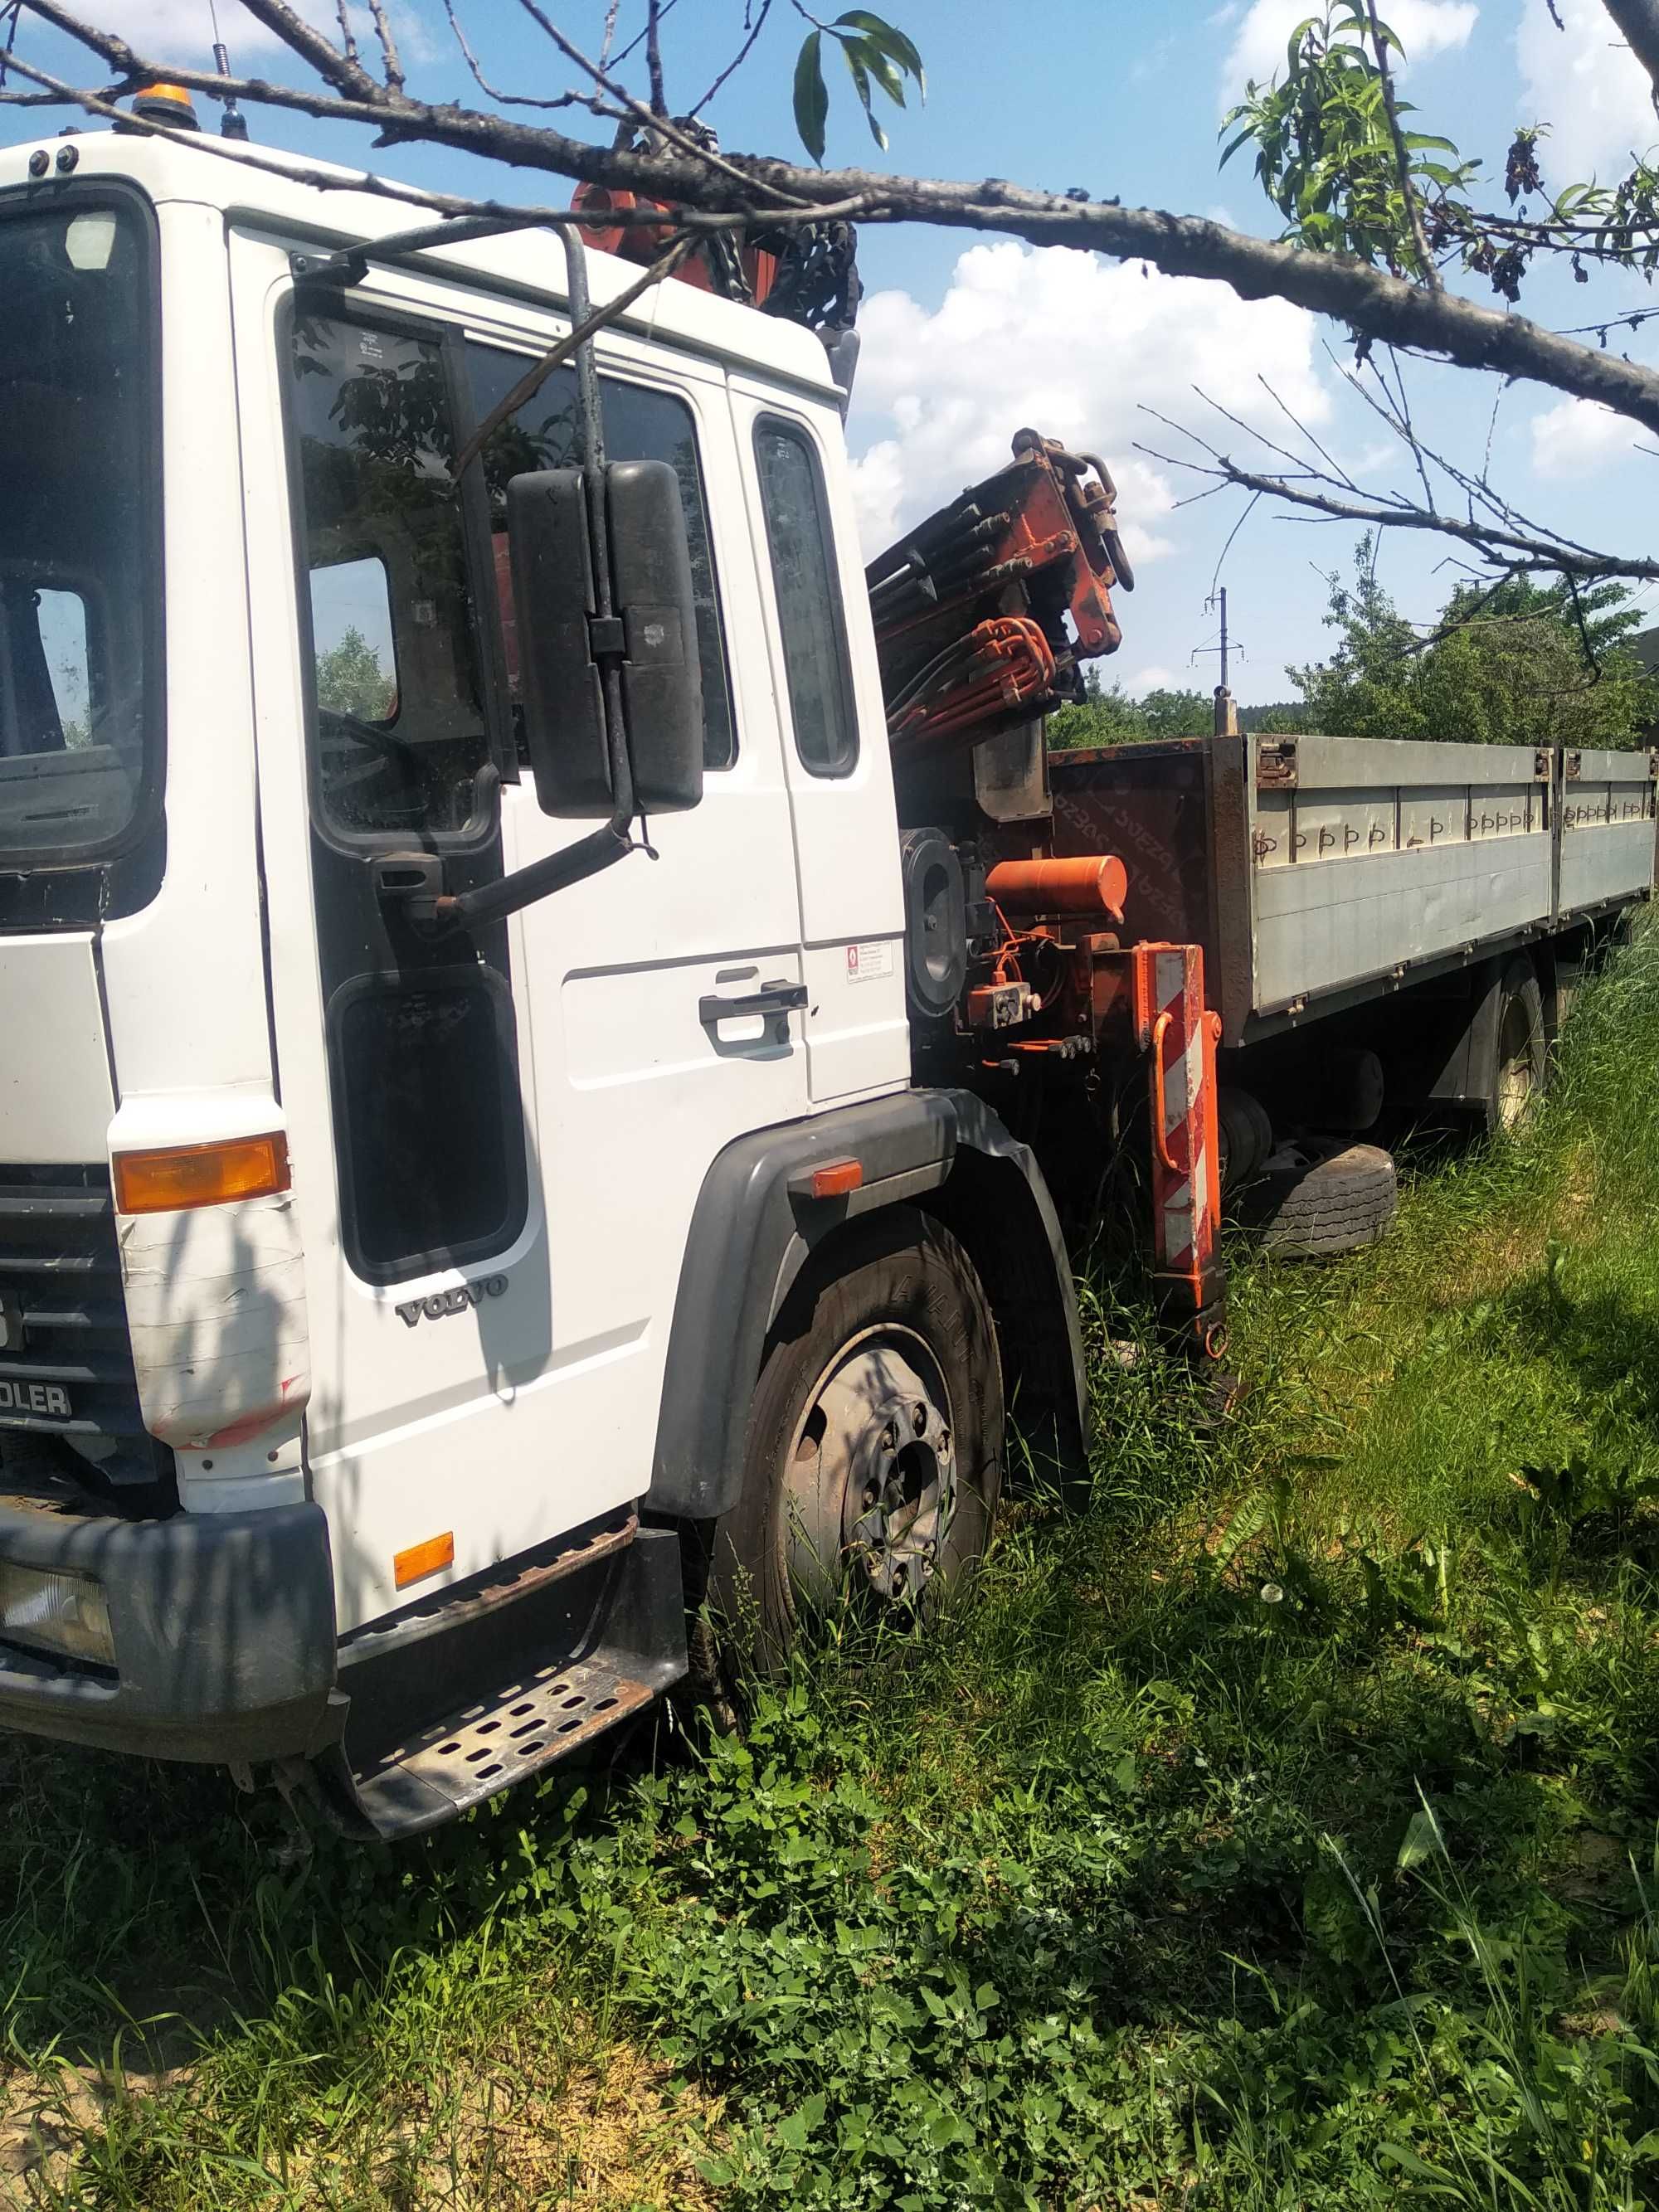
[781,1325,957,1611]
[1496,989,1538,1130]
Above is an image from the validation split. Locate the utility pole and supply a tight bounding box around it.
[1193,589,1242,737]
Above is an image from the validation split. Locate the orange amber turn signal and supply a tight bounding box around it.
[394,1532,455,1589]
[113,1133,290,1216]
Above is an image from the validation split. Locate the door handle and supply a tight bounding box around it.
[698,979,808,1024]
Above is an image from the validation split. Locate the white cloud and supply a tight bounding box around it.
[845,240,1333,573]
[1517,0,1658,182]
[1125,665,1178,693]
[1529,394,1655,476]
[1224,0,1477,93]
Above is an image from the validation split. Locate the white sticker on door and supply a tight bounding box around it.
[845,941,894,983]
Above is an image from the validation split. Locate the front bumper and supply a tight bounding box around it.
[0,1499,338,1762]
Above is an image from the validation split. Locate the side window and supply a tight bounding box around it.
[753,418,857,779]
[287,316,492,841]
[465,344,736,771]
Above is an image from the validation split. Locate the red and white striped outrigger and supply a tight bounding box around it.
[1092,940,1228,1358]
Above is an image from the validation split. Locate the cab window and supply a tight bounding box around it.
[466,345,736,771]
[287,316,493,842]
[754,417,858,778]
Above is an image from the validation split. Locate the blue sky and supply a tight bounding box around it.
[10,0,1659,703]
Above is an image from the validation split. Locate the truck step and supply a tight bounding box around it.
[351,1651,663,1834]
[311,1524,688,1841]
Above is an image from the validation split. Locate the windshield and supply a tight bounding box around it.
[0,198,156,868]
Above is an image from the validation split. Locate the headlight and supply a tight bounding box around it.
[0,1561,114,1666]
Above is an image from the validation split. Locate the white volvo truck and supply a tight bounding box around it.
[0,126,1650,1839]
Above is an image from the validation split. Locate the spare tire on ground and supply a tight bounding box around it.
[1237,1140,1398,1258]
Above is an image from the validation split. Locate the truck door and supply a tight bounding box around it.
[462,324,811,1500]
[233,238,806,1632]
[729,382,909,1105]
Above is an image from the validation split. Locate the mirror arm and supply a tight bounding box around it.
[435,810,633,929]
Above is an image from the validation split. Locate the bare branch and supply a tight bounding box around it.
[333,0,358,71]
[692,0,774,118]
[1362,0,1440,290]
[367,0,404,95]
[232,0,381,101]
[645,0,666,116]
[1256,373,1360,490]
[599,0,620,69]
[507,0,800,203]
[1137,411,1659,583]
[442,0,589,111]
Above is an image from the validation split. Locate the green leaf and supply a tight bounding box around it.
[792,30,829,163]
[850,34,907,107]
[1396,1806,1444,1873]
[841,42,888,149]
[834,10,927,97]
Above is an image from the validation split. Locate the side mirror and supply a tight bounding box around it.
[507,459,704,819]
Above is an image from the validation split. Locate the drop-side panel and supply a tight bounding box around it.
[1253,838,1553,1010]
[1247,737,1553,1016]
[1557,747,1657,921]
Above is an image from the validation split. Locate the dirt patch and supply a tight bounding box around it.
[1,2035,723,2210]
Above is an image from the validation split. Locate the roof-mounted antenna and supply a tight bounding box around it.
[206,0,248,138]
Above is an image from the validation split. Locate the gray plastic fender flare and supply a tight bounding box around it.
[645,1087,1085,1522]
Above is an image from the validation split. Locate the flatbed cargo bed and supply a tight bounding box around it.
[1042,734,1657,1044]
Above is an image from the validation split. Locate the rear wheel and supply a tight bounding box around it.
[1490,955,1546,1134]
[713,1208,1004,1662]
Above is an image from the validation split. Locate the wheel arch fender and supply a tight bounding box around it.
[646,1089,1086,1521]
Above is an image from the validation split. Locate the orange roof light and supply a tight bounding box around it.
[132,82,201,130]
[114,1133,290,1216]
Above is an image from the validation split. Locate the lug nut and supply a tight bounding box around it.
[912,1403,927,1435]
[883,1422,898,1451]
[863,1482,878,1508]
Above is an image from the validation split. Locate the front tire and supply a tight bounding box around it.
[713,1208,1004,1662]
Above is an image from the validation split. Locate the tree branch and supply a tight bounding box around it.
[367,0,404,96]
[645,0,666,116]
[1362,0,1440,289]
[20,0,1659,444]
[1137,412,1659,583]
[232,0,380,102]
[691,0,774,119]
[1600,0,1659,112]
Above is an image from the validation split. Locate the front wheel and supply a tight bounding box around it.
[713,1208,1004,1662]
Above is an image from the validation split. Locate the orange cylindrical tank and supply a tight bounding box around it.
[985,854,1127,921]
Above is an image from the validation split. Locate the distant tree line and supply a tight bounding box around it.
[1050,541,1659,751]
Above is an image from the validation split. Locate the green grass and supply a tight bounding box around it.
[10,933,1659,2206]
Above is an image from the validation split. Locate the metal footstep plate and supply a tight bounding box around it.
[360,1656,659,1819]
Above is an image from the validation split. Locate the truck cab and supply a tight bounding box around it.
[0,131,1085,1835]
